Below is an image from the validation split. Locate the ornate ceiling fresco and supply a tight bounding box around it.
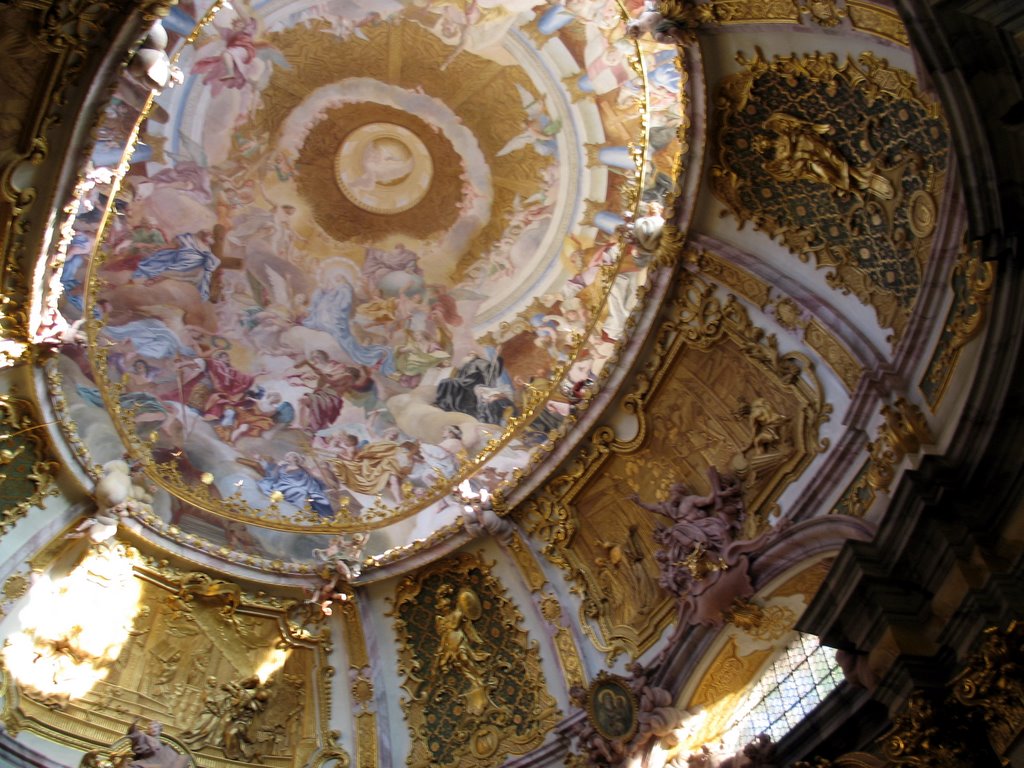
[45,0,687,567]
[0,0,1013,767]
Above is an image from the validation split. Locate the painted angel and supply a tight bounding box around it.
[496,84,562,157]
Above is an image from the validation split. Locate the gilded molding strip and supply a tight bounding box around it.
[685,249,772,308]
[685,248,863,392]
[804,320,863,393]
[339,598,377,768]
[507,532,548,593]
[710,0,800,24]
[846,0,910,47]
[355,712,378,768]
[705,0,909,46]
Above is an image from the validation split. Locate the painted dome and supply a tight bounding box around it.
[51,0,687,572]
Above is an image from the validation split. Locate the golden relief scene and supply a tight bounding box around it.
[1,543,334,768]
[519,272,829,661]
[389,552,558,768]
[0,0,1010,767]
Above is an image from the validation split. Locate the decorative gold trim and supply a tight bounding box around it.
[804,320,863,393]
[506,532,548,593]
[338,596,377,768]
[846,0,910,46]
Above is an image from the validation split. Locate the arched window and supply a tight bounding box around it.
[720,633,843,751]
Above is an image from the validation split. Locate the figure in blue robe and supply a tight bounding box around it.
[257,453,333,517]
[60,235,89,311]
[76,385,168,416]
[133,233,220,300]
[103,318,196,359]
[303,283,396,376]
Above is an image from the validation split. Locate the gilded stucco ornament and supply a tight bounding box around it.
[949,621,1024,755]
[864,397,933,492]
[830,397,932,515]
[711,49,949,339]
[389,552,558,768]
[518,273,829,661]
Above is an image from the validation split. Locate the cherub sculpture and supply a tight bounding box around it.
[456,480,516,544]
[69,459,153,543]
[625,1,702,45]
[306,532,366,615]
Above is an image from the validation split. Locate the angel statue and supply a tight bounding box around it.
[434,583,492,715]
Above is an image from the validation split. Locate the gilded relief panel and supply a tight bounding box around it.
[390,552,559,768]
[711,50,949,339]
[1,547,340,768]
[519,275,829,660]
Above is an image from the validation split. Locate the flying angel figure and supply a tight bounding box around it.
[496,84,562,158]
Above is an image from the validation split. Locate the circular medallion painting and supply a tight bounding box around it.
[48,0,687,573]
